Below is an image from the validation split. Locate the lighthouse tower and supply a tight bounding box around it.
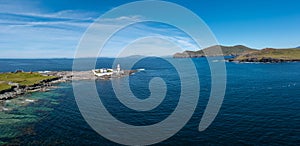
[117,64,121,73]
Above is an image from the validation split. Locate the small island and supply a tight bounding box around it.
[173,45,300,63]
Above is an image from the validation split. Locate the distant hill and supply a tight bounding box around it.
[232,48,300,62]
[173,45,256,58]
[173,45,300,62]
[297,46,300,48]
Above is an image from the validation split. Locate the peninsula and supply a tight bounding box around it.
[0,66,136,100]
[173,45,300,63]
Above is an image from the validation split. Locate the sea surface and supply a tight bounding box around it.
[0,58,299,145]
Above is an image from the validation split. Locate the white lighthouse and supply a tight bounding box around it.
[117,64,121,73]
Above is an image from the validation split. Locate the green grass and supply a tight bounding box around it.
[235,48,300,60]
[0,72,56,92]
[0,82,11,91]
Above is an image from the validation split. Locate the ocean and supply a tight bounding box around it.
[0,58,299,145]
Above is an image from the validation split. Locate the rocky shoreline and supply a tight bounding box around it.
[0,77,61,100]
[228,57,300,63]
[0,70,136,100]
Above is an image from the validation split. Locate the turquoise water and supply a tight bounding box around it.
[0,58,299,145]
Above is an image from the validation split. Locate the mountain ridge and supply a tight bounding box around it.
[173,45,256,58]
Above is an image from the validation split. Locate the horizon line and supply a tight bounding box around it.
[1,44,299,59]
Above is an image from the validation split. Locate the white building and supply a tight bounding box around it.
[92,64,123,77]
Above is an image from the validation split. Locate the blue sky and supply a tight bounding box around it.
[0,0,299,58]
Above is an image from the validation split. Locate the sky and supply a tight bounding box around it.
[0,0,299,58]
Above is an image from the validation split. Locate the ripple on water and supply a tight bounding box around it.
[0,89,61,144]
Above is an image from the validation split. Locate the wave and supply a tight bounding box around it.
[137,68,145,71]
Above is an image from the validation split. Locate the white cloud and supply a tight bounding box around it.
[0,1,99,58]
[116,37,184,57]
[0,1,198,58]
[97,22,200,57]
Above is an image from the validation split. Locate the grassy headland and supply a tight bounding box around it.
[233,48,300,62]
[0,72,56,92]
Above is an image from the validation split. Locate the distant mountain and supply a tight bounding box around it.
[173,45,300,62]
[173,45,256,58]
[122,55,146,58]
